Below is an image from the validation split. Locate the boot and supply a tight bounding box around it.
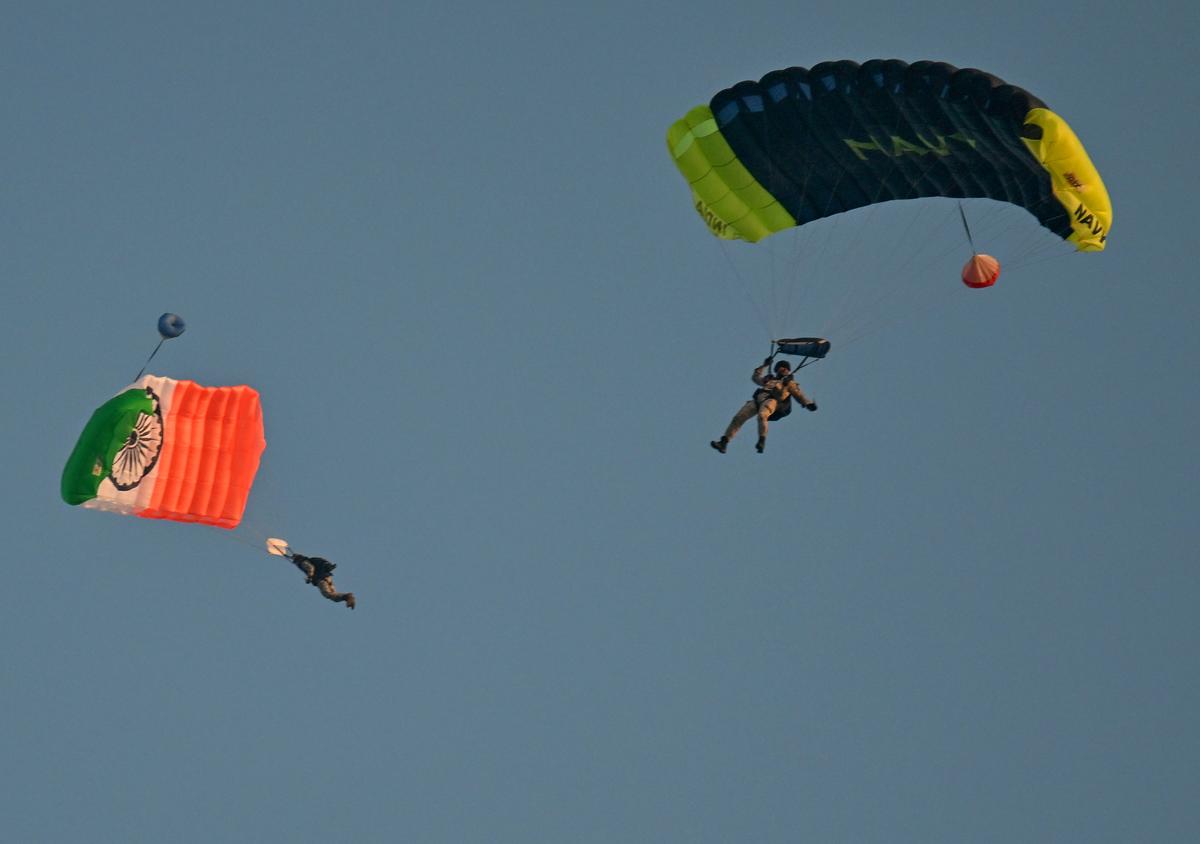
[710,437,728,454]
[755,437,765,453]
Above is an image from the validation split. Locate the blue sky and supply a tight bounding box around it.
[2,2,1197,842]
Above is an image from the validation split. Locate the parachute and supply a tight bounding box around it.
[61,375,266,529]
[668,59,1113,359]
[61,315,355,609]
[667,59,1111,251]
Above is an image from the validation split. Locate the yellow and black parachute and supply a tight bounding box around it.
[667,59,1111,252]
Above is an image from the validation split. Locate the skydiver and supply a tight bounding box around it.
[710,357,817,454]
[288,552,357,609]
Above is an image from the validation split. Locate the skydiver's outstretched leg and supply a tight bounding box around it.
[313,577,357,610]
[755,399,776,453]
[715,401,759,451]
[723,400,758,440]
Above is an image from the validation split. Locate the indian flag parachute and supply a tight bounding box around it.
[61,375,266,529]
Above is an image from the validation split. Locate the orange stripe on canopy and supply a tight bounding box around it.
[139,381,265,528]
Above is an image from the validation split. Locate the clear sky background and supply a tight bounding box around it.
[2,2,1197,842]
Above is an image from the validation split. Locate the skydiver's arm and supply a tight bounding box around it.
[752,365,770,386]
[788,382,817,410]
[787,382,812,405]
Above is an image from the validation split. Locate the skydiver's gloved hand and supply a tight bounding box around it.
[805,402,818,412]
[762,356,774,367]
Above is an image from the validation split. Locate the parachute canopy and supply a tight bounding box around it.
[667,59,1111,251]
[62,375,265,529]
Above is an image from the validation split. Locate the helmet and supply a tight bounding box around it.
[773,359,792,373]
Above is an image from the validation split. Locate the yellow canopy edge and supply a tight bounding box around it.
[1021,108,1112,252]
[666,105,796,243]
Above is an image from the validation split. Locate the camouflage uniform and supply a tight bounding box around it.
[722,364,813,443]
[290,554,356,609]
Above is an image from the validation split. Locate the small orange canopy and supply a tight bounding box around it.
[962,254,1000,289]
